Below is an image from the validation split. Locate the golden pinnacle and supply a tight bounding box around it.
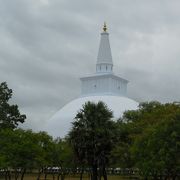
[103,22,107,32]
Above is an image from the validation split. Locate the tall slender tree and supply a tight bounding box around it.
[69,101,116,180]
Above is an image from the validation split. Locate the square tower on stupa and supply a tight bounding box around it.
[80,23,128,97]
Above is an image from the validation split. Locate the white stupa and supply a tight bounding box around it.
[45,24,138,137]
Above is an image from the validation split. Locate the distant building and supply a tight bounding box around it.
[45,24,138,137]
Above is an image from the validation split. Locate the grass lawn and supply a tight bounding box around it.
[0,174,137,180]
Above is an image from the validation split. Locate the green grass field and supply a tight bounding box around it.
[0,174,137,180]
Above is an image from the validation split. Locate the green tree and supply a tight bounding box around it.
[110,120,134,168]
[114,102,180,179]
[0,82,26,129]
[35,131,54,180]
[0,129,54,180]
[48,138,74,180]
[131,111,180,179]
[69,101,116,180]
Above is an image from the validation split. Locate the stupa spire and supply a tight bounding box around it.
[103,22,107,32]
[96,23,113,73]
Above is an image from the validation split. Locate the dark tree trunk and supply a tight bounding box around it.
[88,172,91,180]
[79,167,84,180]
[7,170,11,180]
[37,168,42,180]
[14,169,19,180]
[57,173,60,180]
[98,167,102,180]
[20,168,26,180]
[153,175,158,180]
[92,164,98,180]
[5,170,8,180]
[57,164,64,180]
[102,166,107,180]
[52,173,55,180]
[44,167,47,180]
[1,171,5,180]
[60,166,66,180]
[44,173,48,180]
[57,169,62,180]
[61,173,65,180]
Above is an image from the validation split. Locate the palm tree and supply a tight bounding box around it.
[69,101,116,180]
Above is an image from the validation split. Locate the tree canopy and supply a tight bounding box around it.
[0,82,26,129]
[111,101,180,179]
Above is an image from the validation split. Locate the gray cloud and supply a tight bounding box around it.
[0,0,180,132]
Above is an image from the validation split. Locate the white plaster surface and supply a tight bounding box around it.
[97,32,113,65]
[80,73,128,96]
[44,95,138,138]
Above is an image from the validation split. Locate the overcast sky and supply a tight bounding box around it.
[0,0,180,132]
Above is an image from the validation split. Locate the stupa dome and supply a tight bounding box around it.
[44,24,138,138]
[46,95,138,137]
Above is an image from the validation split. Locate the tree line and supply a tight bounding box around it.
[0,82,179,180]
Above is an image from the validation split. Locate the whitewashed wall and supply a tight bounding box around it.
[80,74,127,96]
